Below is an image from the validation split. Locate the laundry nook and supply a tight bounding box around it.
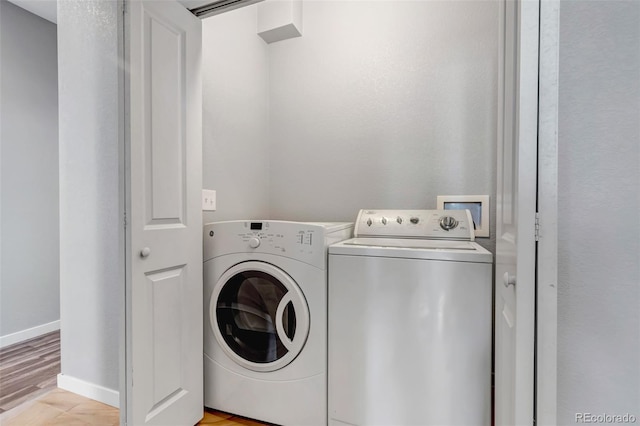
[1,0,638,425]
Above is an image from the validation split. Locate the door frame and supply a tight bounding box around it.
[496,0,560,423]
[111,0,562,422]
[536,0,560,424]
[118,0,127,422]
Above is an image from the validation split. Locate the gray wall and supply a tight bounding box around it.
[57,0,121,393]
[0,0,59,338]
[203,1,498,251]
[557,0,640,422]
[268,0,497,236]
[202,5,271,223]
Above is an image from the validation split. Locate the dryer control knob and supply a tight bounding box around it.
[249,237,261,248]
[381,217,388,225]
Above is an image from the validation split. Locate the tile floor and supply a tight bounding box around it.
[0,388,268,426]
[0,388,118,426]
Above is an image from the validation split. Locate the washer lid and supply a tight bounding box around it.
[329,238,493,263]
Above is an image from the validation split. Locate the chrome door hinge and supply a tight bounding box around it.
[535,212,540,241]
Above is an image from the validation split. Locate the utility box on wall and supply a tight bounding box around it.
[257,0,303,43]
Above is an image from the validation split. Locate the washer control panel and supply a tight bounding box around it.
[354,209,475,240]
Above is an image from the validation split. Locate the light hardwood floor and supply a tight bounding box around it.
[0,387,269,426]
[0,331,61,413]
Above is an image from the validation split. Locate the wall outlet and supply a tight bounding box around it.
[202,189,216,211]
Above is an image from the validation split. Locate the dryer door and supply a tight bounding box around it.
[210,261,310,372]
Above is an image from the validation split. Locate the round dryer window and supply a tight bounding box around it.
[210,261,310,372]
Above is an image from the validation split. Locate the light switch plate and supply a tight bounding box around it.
[202,189,216,211]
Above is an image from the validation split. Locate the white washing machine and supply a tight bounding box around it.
[328,209,492,426]
[204,220,353,426]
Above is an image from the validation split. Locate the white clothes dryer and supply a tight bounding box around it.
[328,210,493,426]
[204,220,353,426]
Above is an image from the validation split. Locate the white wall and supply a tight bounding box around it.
[0,0,60,342]
[268,1,498,244]
[57,0,121,402]
[557,0,640,422]
[203,1,498,251]
[202,5,271,223]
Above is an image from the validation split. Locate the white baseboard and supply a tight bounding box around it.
[0,320,60,348]
[57,374,120,408]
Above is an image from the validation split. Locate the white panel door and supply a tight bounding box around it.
[495,0,538,425]
[125,1,203,425]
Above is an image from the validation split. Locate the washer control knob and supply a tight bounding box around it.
[439,216,458,231]
[396,216,403,224]
[381,217,388,225]
[366,218,373,227]
[249,237,261,248]
[410,217,420,224]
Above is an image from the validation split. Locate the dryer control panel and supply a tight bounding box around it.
[203,220,353,267]
[353,209,475,241]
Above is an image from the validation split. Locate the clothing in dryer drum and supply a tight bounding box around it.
[210,260,310,373]
[215,269,299,364]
